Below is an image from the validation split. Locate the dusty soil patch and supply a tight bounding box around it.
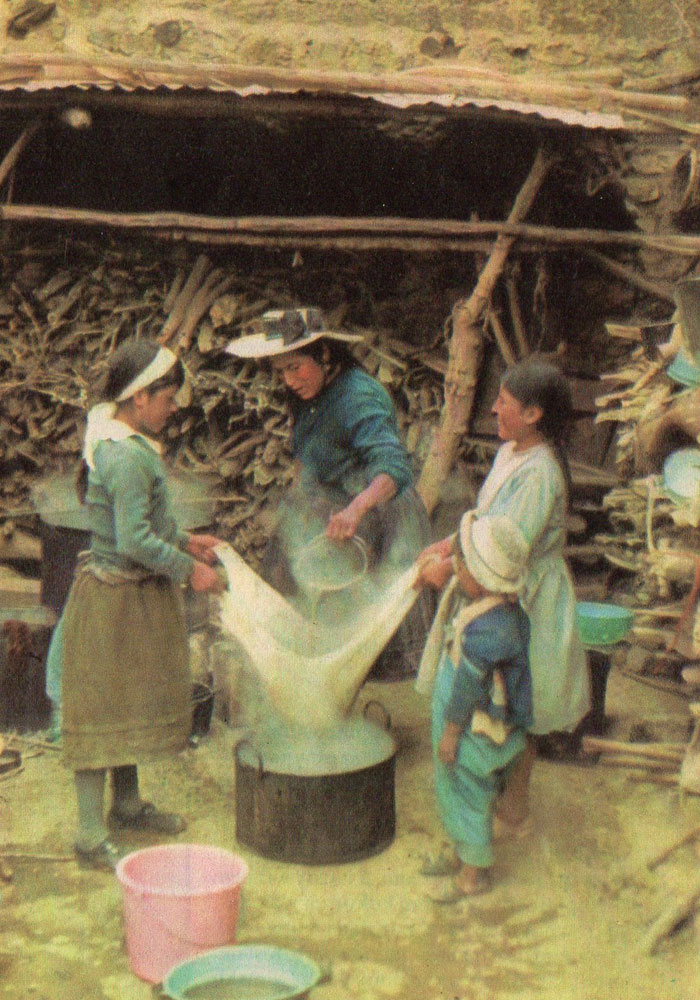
[1,659,699,1000]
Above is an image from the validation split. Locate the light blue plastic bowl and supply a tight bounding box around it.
[663,447,700,504]
[162,944,322,1000]
[667,350,700,387]
[576,602,634,646]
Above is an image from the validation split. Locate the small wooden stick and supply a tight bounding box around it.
[639,880,700,955]
[581,736,685,762]
[162,266,186,314]
[0,851,73,863]
[647,824,700,870]
[506,273,529,359]
[489,310,517,367]
[596,756,678,772]
[7,734,59,752]
[0,120,43,191]
[626,773,680,787]
[621,670,691,699]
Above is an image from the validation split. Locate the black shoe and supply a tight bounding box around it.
[108,802,186,835]
[74,839,121,872]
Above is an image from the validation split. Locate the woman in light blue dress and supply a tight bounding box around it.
[417,359,590,837]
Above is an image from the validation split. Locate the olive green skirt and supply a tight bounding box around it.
[60,570,190,770]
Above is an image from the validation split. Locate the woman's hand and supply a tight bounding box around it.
[414,555,453,591]
[186,534,222,564]
[326,473,398,540]
[189,560,226,593]
[418,535,454,564]
[327,506,362,541]
[438,723,461,765]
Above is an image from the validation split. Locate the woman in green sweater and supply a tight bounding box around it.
[47,338,225,870]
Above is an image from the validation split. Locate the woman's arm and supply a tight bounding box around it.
[326,473,397,540]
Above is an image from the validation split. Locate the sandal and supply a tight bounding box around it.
[74,839,121,872]
[426,869,492,904]
[108,802,186,835]
[420,851,461,877]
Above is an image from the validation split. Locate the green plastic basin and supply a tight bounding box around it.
[576,602,634,646]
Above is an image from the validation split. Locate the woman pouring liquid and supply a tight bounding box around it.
[46,338,225,870]
[225,307,434,681]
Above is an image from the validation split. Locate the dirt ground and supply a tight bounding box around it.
[1,647,699,1000]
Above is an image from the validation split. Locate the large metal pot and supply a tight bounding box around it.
[235,703,396,865]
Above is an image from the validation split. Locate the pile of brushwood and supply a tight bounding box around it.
[0,237,448,566]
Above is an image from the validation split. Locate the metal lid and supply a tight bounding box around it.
[31,470,214,530]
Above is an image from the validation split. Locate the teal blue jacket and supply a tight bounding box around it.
[291,368,414,496]
[87,436,193,583]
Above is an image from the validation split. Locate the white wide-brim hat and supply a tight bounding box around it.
[225,306,363,359]
[459,510,528,594]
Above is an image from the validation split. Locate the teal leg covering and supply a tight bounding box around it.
[110,765,140,815]
[74,769,108,851]
[432,655,525,869]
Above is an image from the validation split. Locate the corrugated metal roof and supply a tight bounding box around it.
[0,54,651,131]
[0,0,696,133]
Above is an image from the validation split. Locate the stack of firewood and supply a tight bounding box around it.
[0,239,447,566]
[595,323,700,653]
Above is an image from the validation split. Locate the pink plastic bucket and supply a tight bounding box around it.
[115,843,249,983]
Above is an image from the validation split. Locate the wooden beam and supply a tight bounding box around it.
[1,204,700,258]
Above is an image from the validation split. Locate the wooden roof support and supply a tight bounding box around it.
[0,203,700,258]
[417,145,558,515]
[0,119,43,192]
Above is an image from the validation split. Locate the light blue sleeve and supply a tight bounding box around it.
[97,443,194,582]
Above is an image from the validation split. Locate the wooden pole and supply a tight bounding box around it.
[1,203,700,257]
[417,146,558,514]
[0,119,43,191]
[506,271,530,359]
[583,249,676,303]
[647,824,700,870]
[639,880,700,955]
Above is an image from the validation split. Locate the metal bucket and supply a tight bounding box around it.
[0,605,56,731]
[234,704,396,865]
[31,470,216,616]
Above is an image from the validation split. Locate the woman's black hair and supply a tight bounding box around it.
[77,338,184,502]
[101,338,184,401]
[501,358,573,505]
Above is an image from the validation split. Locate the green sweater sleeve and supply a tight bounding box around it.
[95,439,195,583]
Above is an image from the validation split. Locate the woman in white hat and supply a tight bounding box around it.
[46,338,225,870]
[416,358,590,840]
[226,307,434,681]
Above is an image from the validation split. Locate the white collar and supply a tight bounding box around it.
[83,402,163,471]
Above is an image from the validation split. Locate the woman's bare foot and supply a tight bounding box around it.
[454,864,491,895]
[426,864,491,903]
